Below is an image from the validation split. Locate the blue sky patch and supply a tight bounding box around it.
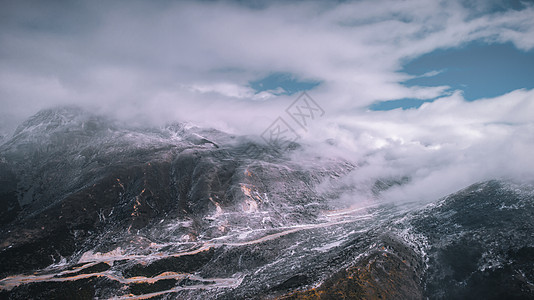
[370,42,534,111]
[369,98,435,111]
[249,72,321,96]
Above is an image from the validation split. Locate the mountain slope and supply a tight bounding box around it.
[0,108,533,299]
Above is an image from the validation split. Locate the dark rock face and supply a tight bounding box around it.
[281,235,425,299]
[405,180,534,299]
[0,162,20,226]
[0,108,533,299]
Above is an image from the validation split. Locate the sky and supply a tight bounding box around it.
[370,42,534,110]
[1,0,534,203]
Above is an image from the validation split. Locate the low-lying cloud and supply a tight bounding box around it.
[298,88,534,205]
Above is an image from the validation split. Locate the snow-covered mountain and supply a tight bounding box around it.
[0,107,533,299]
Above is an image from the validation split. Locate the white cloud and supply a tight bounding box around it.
[2,0,533,126]
[419,69,445,78]
[297,88,534,205]
[186,83,255,99]
[1,0,534,203]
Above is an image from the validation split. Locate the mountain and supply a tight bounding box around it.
[0,107,533,299]
[403,180,534,299]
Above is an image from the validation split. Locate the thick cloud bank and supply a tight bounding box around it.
[301,89,534,205]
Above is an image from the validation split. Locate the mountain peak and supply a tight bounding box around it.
[10,106,116,142]
[14,106,87,135]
